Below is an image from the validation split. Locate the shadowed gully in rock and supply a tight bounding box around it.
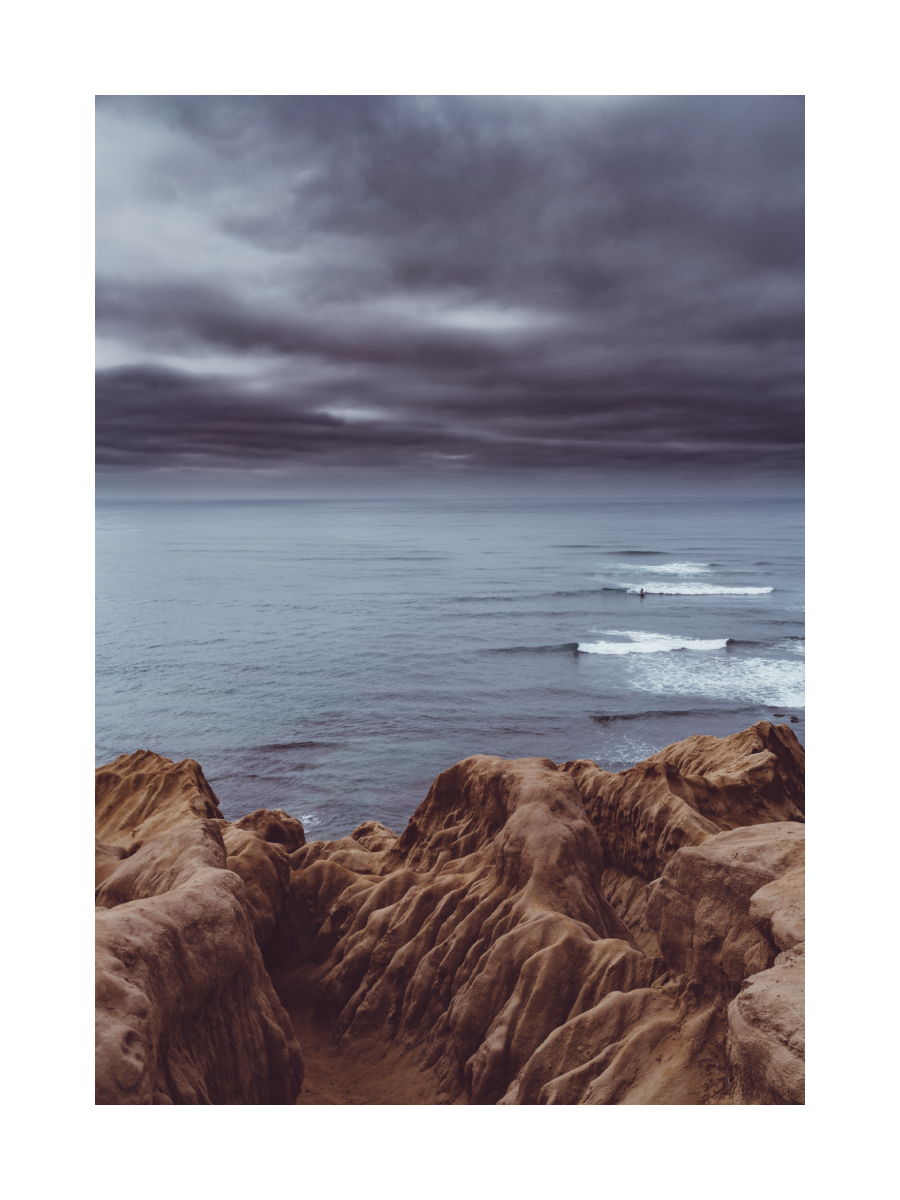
[95,721,804,1104]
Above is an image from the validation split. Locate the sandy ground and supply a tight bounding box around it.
[275,969,455,1105]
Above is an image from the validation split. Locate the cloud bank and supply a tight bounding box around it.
[96,95,804,496]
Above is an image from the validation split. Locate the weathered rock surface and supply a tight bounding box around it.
[500,982,732,1105]
[95,755,304,1104]
[205,809,308,951]
[350,820,399,852]
[232,807,306,852]
[496,822,806,1105]
[645,822,805,1000]
[726,943,805,1105]
[96,720,804,1105]
[558,720,805,982]
[280,755,661,1105]
[95,838,128,889]
[95,750,225,846]
[271,721,804,1104]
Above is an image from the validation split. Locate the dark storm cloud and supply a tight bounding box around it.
[95,95,804,492]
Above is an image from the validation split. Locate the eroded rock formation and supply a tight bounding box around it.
[96,722,805,1105]
[95,752,304,1104]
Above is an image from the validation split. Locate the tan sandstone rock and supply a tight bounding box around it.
[350,820,399,852]
[275,754,660,1105]
[558,721,805,994]
[645,822,805,1000]
[272,723,804,1105]
[96,721,804,1105]
[95,754,304,1105]
[726,944,805,1104]
[95,750,225,847]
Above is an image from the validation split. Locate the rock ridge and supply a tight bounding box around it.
[95,721,804,1105]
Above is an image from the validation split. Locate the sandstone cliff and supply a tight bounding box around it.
[95,721,804,1104]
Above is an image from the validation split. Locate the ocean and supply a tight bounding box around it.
[95,496,804,841]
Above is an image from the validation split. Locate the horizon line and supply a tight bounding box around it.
[95,494,806,504]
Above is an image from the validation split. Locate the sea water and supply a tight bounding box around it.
[96,496,804,840]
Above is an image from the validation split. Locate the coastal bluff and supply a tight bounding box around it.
[95,722,805,1105]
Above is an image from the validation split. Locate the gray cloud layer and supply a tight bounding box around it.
[96,95,804,495]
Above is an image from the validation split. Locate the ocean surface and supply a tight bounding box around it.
[96,497,804,840]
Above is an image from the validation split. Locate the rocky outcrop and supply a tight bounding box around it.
[271,721,804,1104]
[95,752,304,1104]
[645,822,804,999]
[96,750,226,846]
[725,849,805,1106]
[280,755,660,1105]
[350,820,399,852]
[214,809,306,950]
[562,722,803,870]
[496,818,806,1105]
[558,720,805,970]
[96,721,804,1105]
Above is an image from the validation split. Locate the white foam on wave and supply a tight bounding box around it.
[299,812,323,828]
[600,561,711,575]
[625,582,773,595]
[782,639,805,656]
[628,653,804,708]
[578,629,728,655]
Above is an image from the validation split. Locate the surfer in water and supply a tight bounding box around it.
[639,588,645,598]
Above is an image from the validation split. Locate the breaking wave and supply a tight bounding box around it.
[624,582,773,595]
[578,630,727,655]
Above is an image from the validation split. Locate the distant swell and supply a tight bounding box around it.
[251,740,343,752]
[601,561,711,575]
[550,589,610,598]
[591,706,759,724]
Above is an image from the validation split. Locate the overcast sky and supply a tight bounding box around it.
[96,95,804,497]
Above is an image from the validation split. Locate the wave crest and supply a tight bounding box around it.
[626,583,773,595]
[578,630,728,655]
